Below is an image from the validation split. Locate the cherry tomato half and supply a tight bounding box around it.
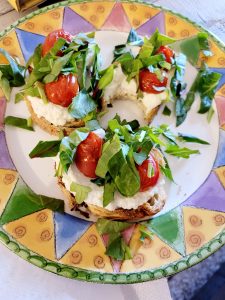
[75,132,103,178]
[45,74,79,107]
[42,29,72,57]
[139,69,168,94]
[156,45,174,64]
[136,154,160,192]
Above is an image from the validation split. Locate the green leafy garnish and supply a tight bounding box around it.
[139,224,154,242]
[29,140,61,158]
[103,176,116,207]
[178,133,209,145]
[96,219,131,234]
[162,105,171,116]
[70,182,92,204]
[98,65,114,90]
[4,116,34,131]
[165,145,200,158]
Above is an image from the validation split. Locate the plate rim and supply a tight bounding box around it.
[0,0,225,284]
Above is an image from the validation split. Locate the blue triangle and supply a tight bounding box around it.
[16,29,45,62]
[54,212,92,259]
[214,129,225,168]
[210,67,225,91]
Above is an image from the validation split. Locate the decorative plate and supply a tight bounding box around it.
[0,0,225,284]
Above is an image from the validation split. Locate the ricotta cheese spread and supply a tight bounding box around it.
[28,96,74,126]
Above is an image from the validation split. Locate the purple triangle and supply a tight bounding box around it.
[0,131,16,170]
[214,129,225,168]
[210,68,225,91]
[182,172,225,212]
[63,7,95,35]
[137,12,165,36]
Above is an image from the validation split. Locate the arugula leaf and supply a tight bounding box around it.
[138,41,154,60]
[160,162,174,181]
[121,58,143,81]
[127,28,143,46]
[29,140,61,158]
[103,176,115,207]
[178,133,209,145]
[98,65,114,90]
[26,44,42,69]
[114,52,134,64]
[70,182,92,204]
[139,224,154,242]
[165,145,200,158]
[106,233,132,260]
[96,219,131,234]
[149,29,176,50]
[162,105,171,116]
[141,54,165,67]
[4,116,34,131]
[69,89,97,119]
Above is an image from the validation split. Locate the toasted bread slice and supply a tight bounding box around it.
[26,99,84,136]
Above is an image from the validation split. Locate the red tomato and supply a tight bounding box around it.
[45,74,79,107]
[75,132,103,178]
[156,45,174,64]
[139,69,168,94]
[42,29,72,57]
[136,154,160,192]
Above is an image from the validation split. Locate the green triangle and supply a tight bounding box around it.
[0,178,46,225]
[147,207,185,256]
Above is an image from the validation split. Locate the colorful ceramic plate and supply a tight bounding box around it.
[0,0,225,284]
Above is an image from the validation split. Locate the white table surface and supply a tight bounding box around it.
[0,0,225,299]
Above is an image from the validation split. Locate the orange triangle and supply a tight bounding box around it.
[4,209,55,260]
[183,207,225,255]
[0,30,25,65]
[69,2,115,29]
[203,40,225,68]
[165,12,199,39]
[18,8,64,36]
[0,169,18,216]
[60,224,113,272]
[121,225,181,272]
[122,3,160,29]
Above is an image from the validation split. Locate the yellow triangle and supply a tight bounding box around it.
[183,207,225,255]
[165,12,199,39]
[69,2,115,29]
[121,225,181,272]
[60,224,113,272]
[214,166,225,188]
[0,169,19,216]
[18,8,64,37]
[4,209,55,260]
[0,31,25,65]
[203,40,225,68]
[122,3,160,29]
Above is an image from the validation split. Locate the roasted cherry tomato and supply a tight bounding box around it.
[156,45,174,64]
[45,74,79,107]
[139,69,168,94]
[136,154,160,192]
[42,29,72,56]
[75,132,103,178]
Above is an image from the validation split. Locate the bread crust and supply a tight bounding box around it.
[58,177,166,221]
[26,99,85,136]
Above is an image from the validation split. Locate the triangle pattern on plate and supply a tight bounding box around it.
[0,169,18,216]
[15,29,45,62]
[54,212,92,260]
[101,2,131,32]
[63,7,95,35]
[183,206,225,255]
[182,171,225,212]
[210,67,225,91]
[120,224,181,272]
[165,12,199,39]
[17,7,64,36]
[214,166,225,188]
[4,209,55,260]
[69,2,115,29]
[202,39,225,68]
[148,207,185,256]
[60,224,113,272]
[136,11,165,36]
[215,95,225,127]
[0,30,25,65]
[213,129,225,168]
[0,178,50,225]
[122,2,160,29]
[0,131,16,170]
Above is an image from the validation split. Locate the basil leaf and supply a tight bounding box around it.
[4,116,34,131]
[121,58,143,81]
[69,89,97,119]
[95,134,121,178]
[103,177,115,207]
[98,65,114,90]
[178,133,210,145]
[141,54,165,67]
[0,72,11,100]
[70,182,92,204]
[149,29,176,50]
[162,105,171,116]
[105,233,128,260]
[127,28,143,46]
[96,219,131,234]
[29,140,61,158]
[165,145,200,158]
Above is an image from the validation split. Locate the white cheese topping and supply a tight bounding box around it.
[28,96,74,126]
[103,65,167,116]
[59,159,165,211]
